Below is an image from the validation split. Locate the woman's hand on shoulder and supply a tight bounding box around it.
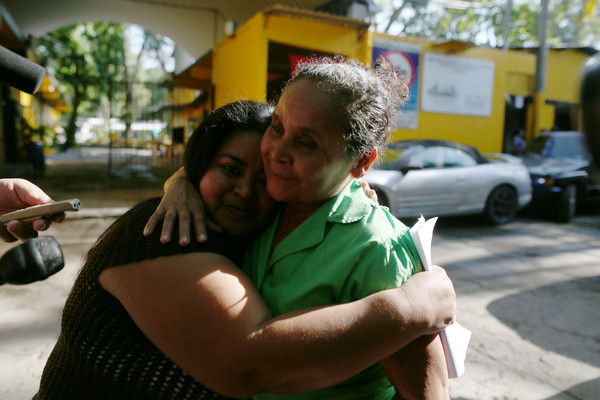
[357,179,389,211]
[143,168,220,245]
[357,179,377,203]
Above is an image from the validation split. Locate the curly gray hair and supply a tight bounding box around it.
[287,55,409,160]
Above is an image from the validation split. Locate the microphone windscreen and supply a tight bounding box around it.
[0,236,64,285]
[0,45,46,94]
[33,236,65,278]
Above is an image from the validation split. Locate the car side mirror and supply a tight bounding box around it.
[400,165,421,174]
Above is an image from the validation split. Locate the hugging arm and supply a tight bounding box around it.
[144,168,214,245]
[100,254,455,398]
[381,327,449,399]
[144,169,380,245]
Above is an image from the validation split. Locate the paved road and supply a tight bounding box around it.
[1,212,598,400]
[433,215,599,400]
[0,154,599,399]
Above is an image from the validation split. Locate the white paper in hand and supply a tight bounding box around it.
[409,215,472,378]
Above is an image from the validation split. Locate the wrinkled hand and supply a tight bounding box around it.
[401,266,457,334]
[0,178,65,242]
[358,179,377,202]
[358,179,389,211]
[144,168,219,245]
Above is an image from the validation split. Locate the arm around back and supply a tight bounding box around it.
[380,334,450,400]
[100,255,456,398]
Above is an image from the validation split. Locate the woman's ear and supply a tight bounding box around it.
[350,149,378,178]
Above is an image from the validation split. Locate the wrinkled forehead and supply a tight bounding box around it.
[276,81,346,131]
[279,79,347,120]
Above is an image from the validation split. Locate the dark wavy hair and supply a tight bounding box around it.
[288,55,409,160]
[183,100,273,189]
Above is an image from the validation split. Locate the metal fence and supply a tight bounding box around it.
[93,80,186,183]
[107,143,182,182]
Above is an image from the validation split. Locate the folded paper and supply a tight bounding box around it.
[409,216,472,378]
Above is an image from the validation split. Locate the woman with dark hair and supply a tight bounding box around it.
[143,56,452,399]
[34,100,455,400]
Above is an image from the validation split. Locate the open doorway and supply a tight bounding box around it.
[266,42,335,103]
[503,94,530,154]
[550,101,579,131]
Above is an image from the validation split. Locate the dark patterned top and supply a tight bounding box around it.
[36,198,245,400]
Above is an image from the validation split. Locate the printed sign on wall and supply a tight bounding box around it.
[421,53,495,117]
[373,39,421,130]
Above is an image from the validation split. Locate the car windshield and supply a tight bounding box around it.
[524,136,550,156]
[379,143,478,170]
[378,143,425,170]
[525,133,591,160]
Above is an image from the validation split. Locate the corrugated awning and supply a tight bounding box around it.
[174,50,212,90]
[36,74,70,112]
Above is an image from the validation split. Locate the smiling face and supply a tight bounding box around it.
[199,130,278,237]
[261,79,359,211]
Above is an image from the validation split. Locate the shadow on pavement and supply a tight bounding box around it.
[487,276,600,369]
[543,377,600,400]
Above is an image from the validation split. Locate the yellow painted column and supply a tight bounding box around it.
[531,92,555,139]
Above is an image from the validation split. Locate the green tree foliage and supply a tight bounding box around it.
[374,0,600,48]
[87,22,127,132]
[35,22,173,149]
[121,28,174,143]
[36,24,99,149]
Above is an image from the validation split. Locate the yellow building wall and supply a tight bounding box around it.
[212,10,372,109]
[262,14,370,62]
[545,49,589,102]
[376,32,537,154]
[528,49,590,134]
[209,12,592,154]
[213,13,269,107]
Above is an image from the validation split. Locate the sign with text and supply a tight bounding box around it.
[421,53,495,117]
[373,39,421,130]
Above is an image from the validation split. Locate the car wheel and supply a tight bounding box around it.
[484,185,518,224]
[556,184,576,223]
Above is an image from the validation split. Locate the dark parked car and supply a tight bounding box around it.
[517,131,600,222]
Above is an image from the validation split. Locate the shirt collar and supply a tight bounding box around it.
[327,179,373,224]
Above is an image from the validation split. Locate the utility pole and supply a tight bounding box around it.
[532,0,550,139]
[536,0,550,94]
[502,0,513,51]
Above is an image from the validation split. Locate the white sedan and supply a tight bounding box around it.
[364,140,532,224]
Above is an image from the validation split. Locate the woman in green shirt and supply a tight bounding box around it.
[143,57,451,399]
[38,100,454,400]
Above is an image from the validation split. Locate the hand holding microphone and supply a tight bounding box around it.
[0,179,70,242]
[0,48,66,285]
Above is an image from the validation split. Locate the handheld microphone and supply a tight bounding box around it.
[0,236,64,286]
[0,45,46,95]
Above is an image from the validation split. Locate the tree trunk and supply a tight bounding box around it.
[384,1,408,33]
[64,88,83,150]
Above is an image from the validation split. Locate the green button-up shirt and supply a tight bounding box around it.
[244,179,423,400]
